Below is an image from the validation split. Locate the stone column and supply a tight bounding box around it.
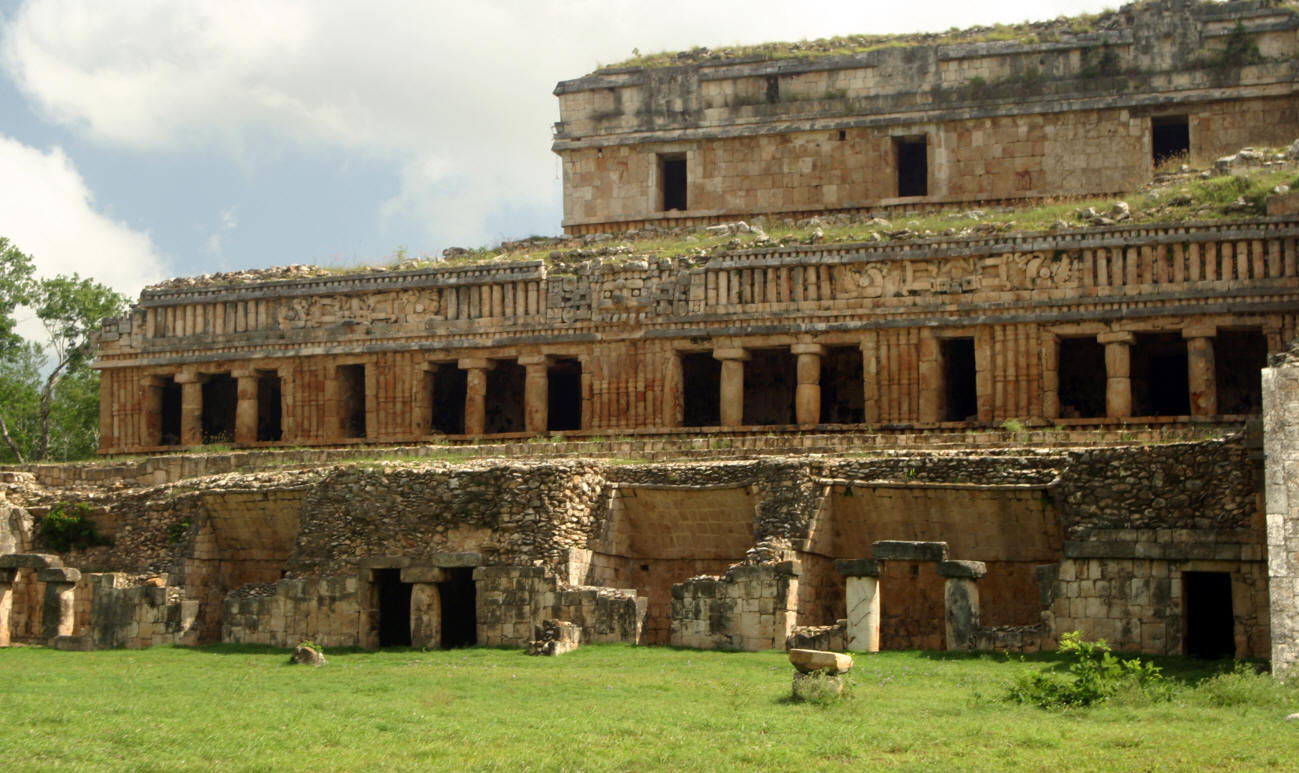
[459,358,492,436]
[791,343,823,426]
[0,569,14,647]
[174,371,203,446]
[1184,326,1217,417]
[938,560,986,651]
[142,375,165,447]
[403,567,446,649]
[1040,332,1060,420]
[714,348,749,427]
[835,559,881,652]
[519,354,550,434]
[38,567,81,642]
[232,368,258,443]
[1098,331,1135,418]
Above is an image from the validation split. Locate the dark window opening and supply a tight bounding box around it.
[837,129,847,141]
[1216,329,1267,414]
[256,370,282,442]
[765,75,779,104]
[548,357,582,432]
[660,155,687,212]
[820,346,864,424]
[338,364,367,438]
[1152,115,1190,167]
[437,567,478,649]
[159,377,181,446]
[895,136,928,197]
[681,352,721,427]
[743,348,797,426]
[1132,333,1189,416]
[374,568,411,648]
[485,359,526,434]
[1058,338,1107,418]
[200,373,237,444]
[940,338,978,422]
[1183,571,1234,659]
[431,362,467,435]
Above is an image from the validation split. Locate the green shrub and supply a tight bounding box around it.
[37,501,106,552]
[1007,631,1168,708]
[1193,661,1297,710]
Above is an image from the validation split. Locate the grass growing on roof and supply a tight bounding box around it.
[0,644,1295,771]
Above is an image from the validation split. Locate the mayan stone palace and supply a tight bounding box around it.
[6,0,1299,674]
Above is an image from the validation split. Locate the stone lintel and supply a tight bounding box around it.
[713,347,750,361]
[0,553,64,570]
[790,343,824,356]
[834,558,881,577]
[432,552,482,568]
[400,567,447,584]
[457,357,493,370]
[358,557,412,572]
[230,368,257,379]
[1182,324,1217,339]
[172,371,200,384]
[774,559,801,576]
[517,354,550,367]
[1097,331,1136,345]
[36,567,82,584]
[936,560,987,579]
[871,540,949,561]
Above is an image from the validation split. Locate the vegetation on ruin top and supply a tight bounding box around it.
[590,0,1297,73]
[0,644,1293,771]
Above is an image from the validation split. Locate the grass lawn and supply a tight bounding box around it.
[1,644,1296,772]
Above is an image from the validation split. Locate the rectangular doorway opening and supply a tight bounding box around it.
[681,352,721,427]
[256,370,282,442]
[1183,571,1234,659]
[338,364,367,438]
[548,357,582,432]
[659,154,688,211]
[1216,329,1267,414]
[159,377,181,445]
[820,346,864,424]
[431,362,467,435]
[485,359,525,434]
[1058,337,1107,418]
[437,568,478,649]
[200,373,237,444]
[940,338,977,422]
[374,568,412,648]
[743,348,797,426]
[1152,115,1189,167]
[895,136,928,197]
[1132,333,1189,416]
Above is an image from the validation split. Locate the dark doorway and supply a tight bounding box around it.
[940,338,977,422]
[743,348,797,426]
[1183,571,1234,659]
[200,373,237,443]
[431,362,467,435]
[1152,115,1190,166]
[1216,329,1267,414]
[895,136,928,197]
[438,568,478,649]
[1132,333,1189,416]
[256,370,282,442]
[485,359,526,434]
[338,364,367,438]
[548,357,582,432]
[660,154,688,211]
[159,377,181,446]
[820,346,865,424]
[1058,338,1107,418]
[374,568,412,648]
[681,352,721,427]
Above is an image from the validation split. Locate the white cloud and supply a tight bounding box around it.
[0,135,168,296]
[0,0,1116,252]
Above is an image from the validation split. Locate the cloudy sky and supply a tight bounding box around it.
[0,0,1117,302]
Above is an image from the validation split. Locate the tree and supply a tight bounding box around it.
[0,237,129,463]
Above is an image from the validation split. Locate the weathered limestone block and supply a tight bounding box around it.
[788,648,853,674]
[943,577,981,651]
[0,498,32,555]
[526,619,581,655]
[0,553,63,569]
[871,541,948,561]
[409,582,441,648]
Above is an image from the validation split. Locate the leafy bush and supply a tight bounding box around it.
[1007,631,1168,708]
[37,501,105,552]
[1193,661,1296,710]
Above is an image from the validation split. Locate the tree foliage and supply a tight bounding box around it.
[0,237,129,463]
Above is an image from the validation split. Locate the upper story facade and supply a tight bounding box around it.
[552,0,1299,233]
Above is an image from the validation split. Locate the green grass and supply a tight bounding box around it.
[1,644,1296,771]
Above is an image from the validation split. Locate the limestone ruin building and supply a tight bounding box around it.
[4,0,1299,673]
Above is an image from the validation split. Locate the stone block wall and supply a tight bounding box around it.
[1263,350,1299,675]
[670,560,799,650]
[222,576,362,649]
[474,565,644,647]
[90,574,199,650]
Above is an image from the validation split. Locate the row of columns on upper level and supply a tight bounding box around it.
[454,354,575,437]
